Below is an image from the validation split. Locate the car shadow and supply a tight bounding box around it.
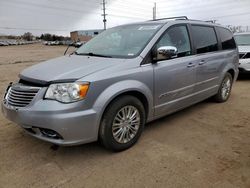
[13,90,226,157]
[144,98,212,131]
[43,98,212,154]
[237,73,250,80]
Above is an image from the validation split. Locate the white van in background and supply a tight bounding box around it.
[234,32,250,73]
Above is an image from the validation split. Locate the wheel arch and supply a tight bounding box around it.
[92,80,154,137]
[101,90,150,121]
[227,69,235,80]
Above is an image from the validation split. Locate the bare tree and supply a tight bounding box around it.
[22,32,33,41]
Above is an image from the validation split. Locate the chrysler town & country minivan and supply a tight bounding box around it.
[1,17,239,151]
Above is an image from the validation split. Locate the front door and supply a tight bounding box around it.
[153,25,197,117]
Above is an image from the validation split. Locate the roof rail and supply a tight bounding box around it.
[150,16,188,21]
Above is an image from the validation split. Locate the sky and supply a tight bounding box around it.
[0,0,250,36]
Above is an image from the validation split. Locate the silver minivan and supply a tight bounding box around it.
[1,17,239,151]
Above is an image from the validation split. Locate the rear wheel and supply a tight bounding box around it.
[214,73,233,102]
[99,95,145,151]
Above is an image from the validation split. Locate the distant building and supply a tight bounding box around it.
[70,29,103,42]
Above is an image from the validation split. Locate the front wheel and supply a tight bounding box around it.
[99,95,145,151]
[214,73,233,102]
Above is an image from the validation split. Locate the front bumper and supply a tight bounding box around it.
[239,59,250,73]
[1,98,99,146]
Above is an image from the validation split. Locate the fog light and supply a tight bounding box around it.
[39,128,63,139]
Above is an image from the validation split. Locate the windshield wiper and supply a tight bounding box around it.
[74,52,113,58]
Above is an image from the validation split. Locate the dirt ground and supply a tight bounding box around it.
[0,44,249,188]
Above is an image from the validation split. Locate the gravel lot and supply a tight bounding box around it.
[0,44,249,188]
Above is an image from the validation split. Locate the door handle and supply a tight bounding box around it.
[187,62,196,68]
[198,60,206,65]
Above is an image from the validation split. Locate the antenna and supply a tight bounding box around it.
[101,0,107,30]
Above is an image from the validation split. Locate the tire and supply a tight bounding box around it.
[99,95,146,151]
[214,73,233,103]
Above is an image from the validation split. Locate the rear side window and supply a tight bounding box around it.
[192,25,218,54]
[217,27,236,50]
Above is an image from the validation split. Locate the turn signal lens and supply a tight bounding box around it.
[79,84,89,98]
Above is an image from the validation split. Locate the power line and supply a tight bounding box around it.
[206,12,250,20]
[107,2,153,12]
[157,0,245,13]
[158,11,250,21]
[0,26,70,32]
[2,0,148,21]
[112,0,155,8]
[6,0,152,17]
[106,7,152,17]
[108,13,147,20]
[3,0,102,15]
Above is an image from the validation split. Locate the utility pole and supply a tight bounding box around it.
[101,0,107,30]
[153,2,156,20]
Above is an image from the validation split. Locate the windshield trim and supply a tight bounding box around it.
[75,52,113,58]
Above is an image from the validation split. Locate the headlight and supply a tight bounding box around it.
[45,82,89,103]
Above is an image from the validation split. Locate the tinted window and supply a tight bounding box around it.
[218,27,236,50]
[156,25,191,58]
[192,26,218,54]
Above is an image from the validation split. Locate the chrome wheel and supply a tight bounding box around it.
[221,77,231,100]
[112,105,140,144]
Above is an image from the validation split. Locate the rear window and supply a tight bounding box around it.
[218,27,236,50]
[192,25,218,54]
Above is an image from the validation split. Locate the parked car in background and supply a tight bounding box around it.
[6,41,18,45]
[234,32,250,73]
[2,17,238,151]
[43,41,69,46]
[0,41,8,46]
[74,41,84,48]
[0,40,37,46]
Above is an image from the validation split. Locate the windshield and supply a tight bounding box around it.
[76,24,162,58]
[234,34,250,45]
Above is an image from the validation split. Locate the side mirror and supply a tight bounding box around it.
[156,46,178,61]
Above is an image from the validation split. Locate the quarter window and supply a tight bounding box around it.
[156,25,191,58]
[218,27,236,50]
[192,26,218,54]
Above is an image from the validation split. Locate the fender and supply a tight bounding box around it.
[92,80,154,135]
[220,63,238,82]
[218,51,239,85]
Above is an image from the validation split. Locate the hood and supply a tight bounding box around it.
[20,55,125,84]
[238,45,250,53]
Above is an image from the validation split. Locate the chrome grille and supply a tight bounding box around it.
[239,53,245,59]
[239,52,250,59]
[5,84,40,107]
